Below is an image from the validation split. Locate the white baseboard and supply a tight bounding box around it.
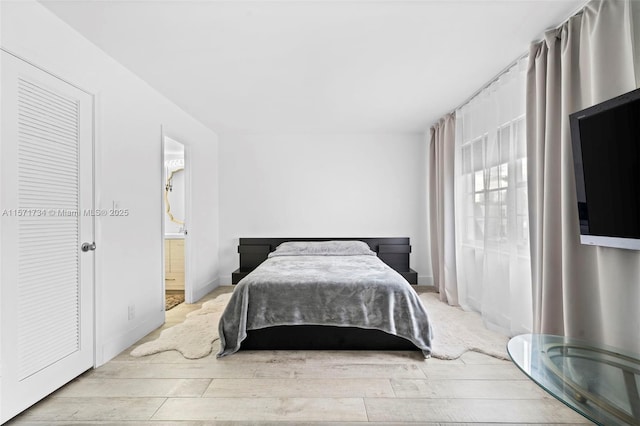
[98,310,164,367]
[418,275,434,286]
[192,277,219,303]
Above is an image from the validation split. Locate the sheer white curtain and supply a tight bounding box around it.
[454,58,532,335]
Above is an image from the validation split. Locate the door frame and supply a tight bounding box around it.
[160,127,193,305]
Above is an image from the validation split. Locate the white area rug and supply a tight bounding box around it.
[422,292,509,360]
[130,293,232,359]
[130,290,509,360]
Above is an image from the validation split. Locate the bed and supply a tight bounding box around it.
[217,239,433,358]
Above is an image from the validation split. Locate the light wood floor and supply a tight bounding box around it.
[8,286,592,425]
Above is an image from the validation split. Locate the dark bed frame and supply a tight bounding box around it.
[231,237,421,352]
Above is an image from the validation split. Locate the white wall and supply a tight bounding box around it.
[219,133,431,285]
[1,0,220,366]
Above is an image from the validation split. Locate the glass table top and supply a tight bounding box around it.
[508,334,640,426]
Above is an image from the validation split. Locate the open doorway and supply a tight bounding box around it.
[162,136,187,311]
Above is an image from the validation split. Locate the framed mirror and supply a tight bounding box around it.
[165,167,184,225]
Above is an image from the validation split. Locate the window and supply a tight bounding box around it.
[459,117,527,253]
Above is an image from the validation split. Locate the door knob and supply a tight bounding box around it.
[81,242,96,252]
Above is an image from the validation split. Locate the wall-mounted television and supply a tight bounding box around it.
[570,87,640,250]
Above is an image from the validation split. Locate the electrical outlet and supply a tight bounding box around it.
[128,304,135,321]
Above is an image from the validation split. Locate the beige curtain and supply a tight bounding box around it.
[527,0,640,350]
[428,114,458,304]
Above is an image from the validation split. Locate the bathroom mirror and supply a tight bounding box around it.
[165,167,184,225]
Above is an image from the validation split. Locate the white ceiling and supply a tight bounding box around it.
[40,0,586,134]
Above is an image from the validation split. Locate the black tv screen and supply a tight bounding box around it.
[570,87,640,250]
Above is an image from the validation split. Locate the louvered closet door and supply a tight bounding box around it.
[0,52,94,423]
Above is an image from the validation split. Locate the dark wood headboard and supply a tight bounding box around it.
[231,237,417,285]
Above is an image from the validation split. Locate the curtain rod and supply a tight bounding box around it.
[450,50,529,114]
[444,1,589,119]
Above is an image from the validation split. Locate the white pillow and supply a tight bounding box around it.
[268,240,375,257]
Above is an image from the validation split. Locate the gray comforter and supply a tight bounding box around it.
[217,254,433,358]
